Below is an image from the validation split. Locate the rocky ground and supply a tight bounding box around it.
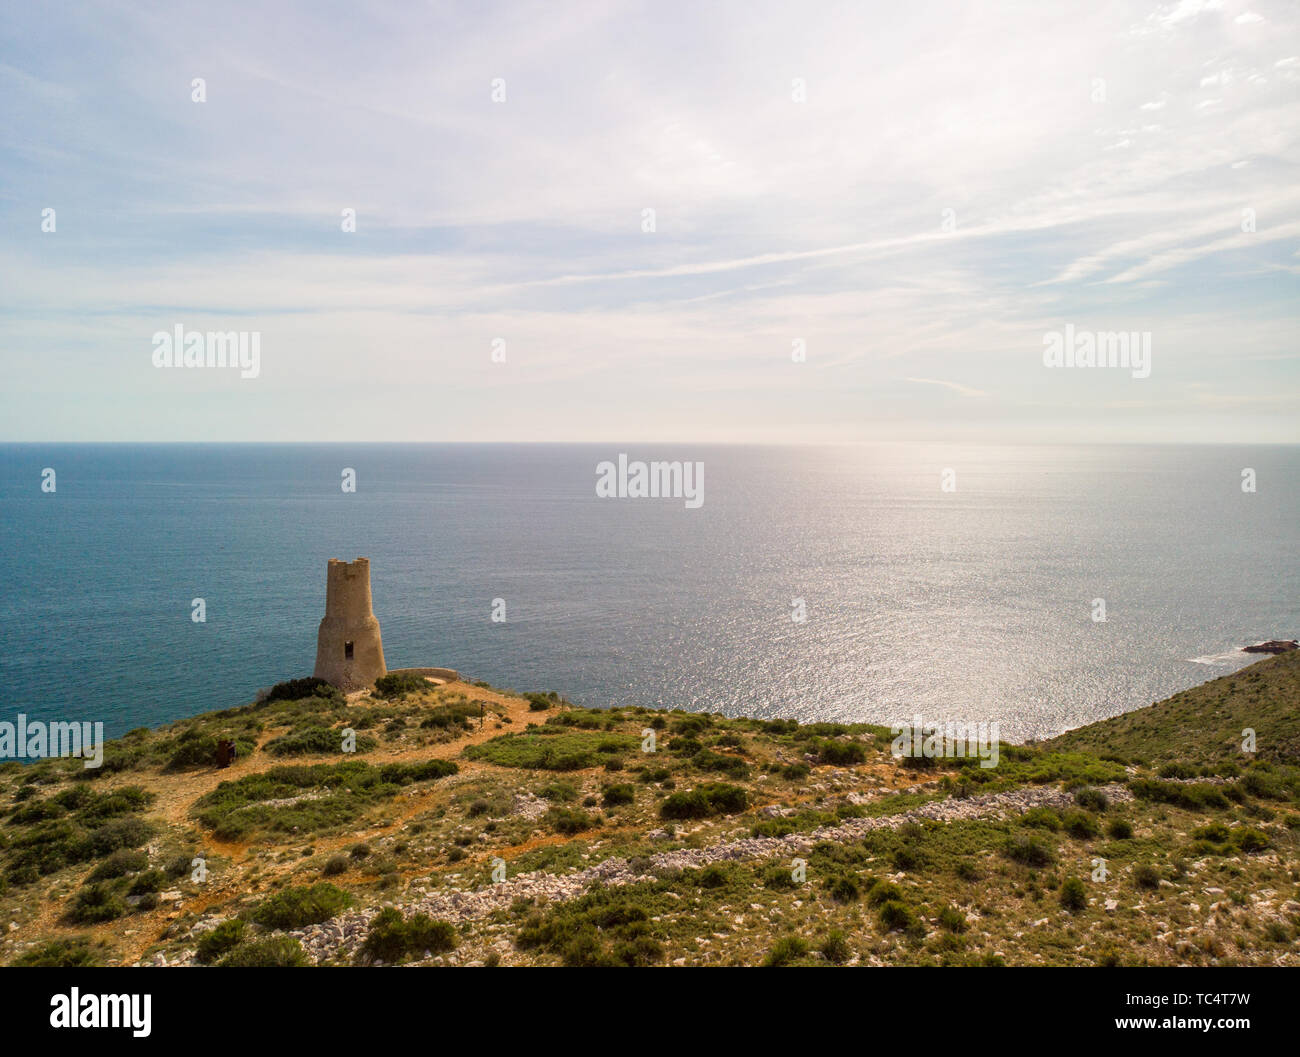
[4,657,1300,967]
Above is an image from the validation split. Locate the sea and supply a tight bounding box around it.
[0,443,1295,742]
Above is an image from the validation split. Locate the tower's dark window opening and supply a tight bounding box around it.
[345,641,354,659]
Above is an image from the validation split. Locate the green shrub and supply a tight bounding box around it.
[820,930,852,965]
[251,883,352,929]
[164,732,220,771]
[322,855,348,877]
[465,730,635,771]
[1003,834,1054,867]
[358,907,457,964]
[544,807,596,834]
[87,849,148,881]
[867,880,904,906]
[1074,788,1109,812]
[217,936,310,967]
[10,936,103,967]
[515,885,665,967]
[165,853,195,878]
[266,727,373,757]
[601,784,636,807]
[1241,771,1286,800]
[75,816,154,860]
[659,783,747,820]
[379,759,459,784]
[373,672,433,698]
[1106,819,1134,840]
[1133,864,1161,890]
[692,749,749,779]
[1019,808,1061,830]
[1130,779,1229,811]
[196,920,247,964]
[692,864,732,889]
[1060,876,1088,912]
[68,883,127,924]
[938,905,968,933]
[261,677,339,704]
[878,900,917,932]
[763,935,809,966]
[127,870,165,896]
[816,739,867,766]
[539,780,579,802]
[1231,828,1270,853]
[659,790,709,819]
[1192,822,1230,844]
[826,873,861,903]
[1062,810,1100,839]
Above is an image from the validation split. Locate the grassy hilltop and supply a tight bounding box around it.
[1,658,1298,968]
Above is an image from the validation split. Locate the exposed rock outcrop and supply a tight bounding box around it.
[1242,640,1298,655]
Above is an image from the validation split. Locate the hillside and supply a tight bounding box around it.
[1,662,1298,968]
[1047,651,1300,767]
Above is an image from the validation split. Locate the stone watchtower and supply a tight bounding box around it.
[313,558,386,690]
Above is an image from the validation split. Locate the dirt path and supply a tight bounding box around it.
[137,682,537,828]
[23,682,541,965]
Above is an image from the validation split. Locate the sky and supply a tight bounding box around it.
[0,0,1297,443]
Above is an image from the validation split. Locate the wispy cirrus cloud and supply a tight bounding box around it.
[0,0,1296,442]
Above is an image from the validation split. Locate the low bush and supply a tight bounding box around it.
[11,936,104,967]
[1003,834,1054,867]
[67,883,127,924]
[544,807,597,834]
[820,930,852,965]
[251,883,352,929]
[373,672,433,698]
[763,935,810,966]
[1060,876,1088,912]
[815,739,867,766]
[261,677,339,704]
[196,920,247,964]
[217,936,310,967]
[358,907,457,965]
[659,783,747,820]
[878,900,917,933]
[601,784,636,807]
[87,849,148,882]
[1074,788,1109,812]
[1062,810,1100,839]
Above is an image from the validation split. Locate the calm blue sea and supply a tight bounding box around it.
[0,443,1295,741]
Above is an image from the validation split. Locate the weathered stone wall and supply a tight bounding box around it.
[313,557,387,690]
[385,666,463,683]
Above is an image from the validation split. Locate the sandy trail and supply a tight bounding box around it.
[22,682,540,964]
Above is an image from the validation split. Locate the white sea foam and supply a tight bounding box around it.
[1188,649,1246,666]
